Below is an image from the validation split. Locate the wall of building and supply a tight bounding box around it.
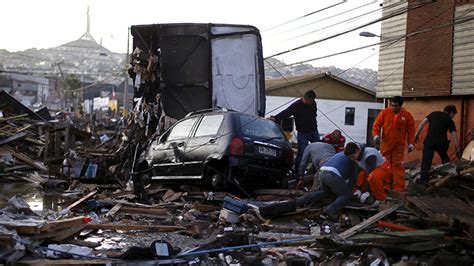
[266,77,376,102]
[376,0,408,98]
[403,0,455,97]
[397,96,474,164]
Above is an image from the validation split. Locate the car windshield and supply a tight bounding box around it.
[239,115,285,140]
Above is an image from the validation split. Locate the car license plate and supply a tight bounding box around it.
[257,146,277,157]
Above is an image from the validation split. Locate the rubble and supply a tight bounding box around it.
[0,91,473,264]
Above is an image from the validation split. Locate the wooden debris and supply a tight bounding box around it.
[118,206,168,217]
[3,146,47,172]
[349,229,446,242]
[33,225,86,241]
[162,190,184,202]
[105,203,123,221]
[407,196,474,226]
[254,232,313,241]
[18,259,113,265]
[64,239,101,249]
[253,189,304,196]
[338,202,403,240]
[57,190,97,219]
[193,203,221,212]
[85,223,184,232]
[41,216,89,232]
[0,132,27,145]
[427,173,456,192]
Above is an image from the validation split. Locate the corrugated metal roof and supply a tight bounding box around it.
[452,4,474,95]
[376,0,408,98]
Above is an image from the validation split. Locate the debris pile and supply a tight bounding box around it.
[1,90,473,264]
[0,158,473,264]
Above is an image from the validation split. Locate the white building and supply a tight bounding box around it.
[266,96,383,144]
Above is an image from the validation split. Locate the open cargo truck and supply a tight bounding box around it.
[130,23,266,123]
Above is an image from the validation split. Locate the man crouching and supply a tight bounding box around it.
[295,143,360,221]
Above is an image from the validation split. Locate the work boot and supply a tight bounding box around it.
[320,210,339,223]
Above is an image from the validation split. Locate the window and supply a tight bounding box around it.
[194,115,224,137]
[239,115,285,140]
[345,107,355,126]
[167,117,198,141]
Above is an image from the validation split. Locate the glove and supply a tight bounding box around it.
[359,192,371,203]
[373,135,380,145]
[408,144,414,153]
[353,189,362,198]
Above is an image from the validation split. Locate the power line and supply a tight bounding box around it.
[280,6,383,43]
[265,1,429,59]
[265,0,381,38]
[265,12,470,73]
[263,0,348,32]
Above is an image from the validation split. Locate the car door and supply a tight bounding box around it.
[184,114,224,176]
[147,116,198,179]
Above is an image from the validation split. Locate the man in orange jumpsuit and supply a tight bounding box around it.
[350,143,392,207]
[372,96,415,192]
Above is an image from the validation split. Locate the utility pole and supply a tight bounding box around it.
[123,27,130,117]
[53,61,66,110]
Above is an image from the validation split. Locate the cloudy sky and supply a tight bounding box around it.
[1,0,382,70]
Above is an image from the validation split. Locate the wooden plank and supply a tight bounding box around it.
[41,216,88,232]
[33,225,86,241]
[63,190,97,213]
[406,197,449,223]
[118,206,168,216]
[64,239,101,248]
[253,189,303,196]
[460,166,474,175]
[0,132,27,145]
[85,223,184,232]
[338,202,403,240]
[427,173,456,192]
[44,131,50,162]
[54,130,61,157]
[349,229,445,241]
[54,191,97,220]
[193,203,221,212]
[105,203,122,221]
[18,259,112,265]
[3,224,43,235]
[3,146,47,171]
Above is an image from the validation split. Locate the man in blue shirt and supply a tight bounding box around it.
[296,143,360,221]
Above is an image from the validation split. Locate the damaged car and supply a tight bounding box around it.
[135,108,294,190]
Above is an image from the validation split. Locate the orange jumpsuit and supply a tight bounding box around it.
[356,160,392,201]
[372,108,415,191]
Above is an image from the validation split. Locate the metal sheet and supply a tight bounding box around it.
[452,4,474,95]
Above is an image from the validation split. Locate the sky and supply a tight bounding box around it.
[0,0,382,70]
